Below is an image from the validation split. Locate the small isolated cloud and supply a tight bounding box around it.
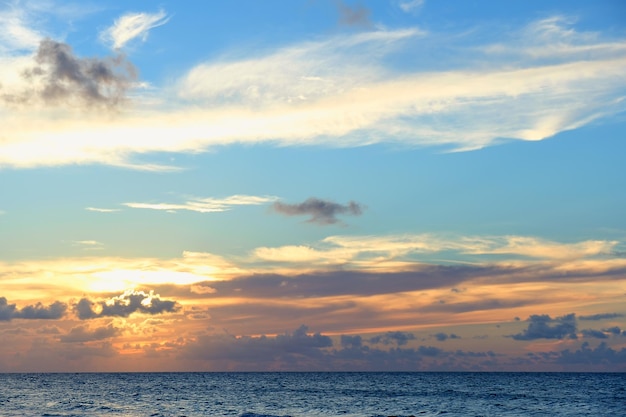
[369,331,416,346]
[433,332,461,342]
[75,290,180,319]
[0,297,67,321]
[71,240,104,251]
[85,207,121,213]
[101,10,169,50]
[510,313,577,341]
[272,198,363,225]
[336,1,372,28]
[4,38,137,109]
[398,0,424,13]
[59,324,121,343]
[124,194,276,214]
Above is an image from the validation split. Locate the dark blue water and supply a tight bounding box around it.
[0,372,624,416]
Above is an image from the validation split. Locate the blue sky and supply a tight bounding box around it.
[0,0,625,372]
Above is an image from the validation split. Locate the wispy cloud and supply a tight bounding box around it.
[1,19,625,169]
[58,324,121,343]
[85,207,121,213]
[0,6,43,52]
[252,234,619,267]
[272,198,363,225]
[124,194,277,213]
[70,240,104,251]
[101,10,169,50]
[397,0,424,13]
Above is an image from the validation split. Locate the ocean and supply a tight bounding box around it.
[0,372,624,416]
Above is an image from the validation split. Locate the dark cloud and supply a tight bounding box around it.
[555,342,626,365]
[0,297,67,321]
[603,326,622,335]
[579,313,624,321]
[510,314,577,341]
[182,265,499,300]
[181,325,332,366]
[369,331,415,346]
[336,1,373,28]
[421,298,529,314]
[3,38,136,109]
[61,342,118,360]
[75,290,180,319]
[433,332,461,342]
[340,334,363,348]
[272,197,363,225]
[581,329,609,339]
[15,301,67,319]
[180,325,498,371]
[36,325,62,335]
[59,324,121,343]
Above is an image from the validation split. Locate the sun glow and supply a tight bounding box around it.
[88,269,209,293]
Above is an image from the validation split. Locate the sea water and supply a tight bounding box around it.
[0,372,624,416]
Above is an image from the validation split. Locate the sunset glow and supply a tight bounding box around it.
[1,0,625,372]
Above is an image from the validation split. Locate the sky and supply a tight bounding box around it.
[0,0,625,372]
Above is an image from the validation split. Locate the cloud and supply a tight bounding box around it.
[398,0,424,13]
[369,331,416,346]
[181,325,332,365]
[510,313,577,341]
[180,325,502,371]
[272,198,363,225]
[124,194,277,214]
[3,38,137,109]
[603,326,622,335]
[251,234,620,272]
[340,334,363,348]
[85,207,121,213]
[188,266,484,300]
[555,342,626,365]
[101,10,169,50]
[59,324,121,343]
[336,1,372,28]
[433,332,461,342]
[75,290,180,319]
[0,6,44,52]
[579,313,624,321]
[2,19,626,169]
[71,240,104,251]
[581,329,609,339]
[0,297,67,321]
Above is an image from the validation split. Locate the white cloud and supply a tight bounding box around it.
[70,240,105,251]
[101,10,169,49]
[0,7,43,52]
[0,19,625,169]
[398,0,424,13]
[253,234,619,267]
[85,207,121,213]
[124,195,278,213]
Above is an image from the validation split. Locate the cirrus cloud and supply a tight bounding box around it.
[101,10,169,50]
